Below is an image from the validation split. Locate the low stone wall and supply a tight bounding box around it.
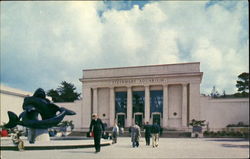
[200,96,249,131]
[223,127,249,133]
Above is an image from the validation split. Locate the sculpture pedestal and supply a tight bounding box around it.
[191,132,203,138]
[28,128,50,143]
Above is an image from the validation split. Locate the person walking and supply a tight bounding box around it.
[112,122,119,143]
[12,129,24,151]
[130,123,141,148]
[151,122,160,148]
[119,126,124,136]
[89,113,105,153]
[143,121,151,146]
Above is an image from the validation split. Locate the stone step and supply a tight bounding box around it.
[68,131,191,138]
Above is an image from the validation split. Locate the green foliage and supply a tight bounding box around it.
[207,72,249,98]
[235,72,249,97]
[203,123,249,138]
[58,120,74,130]
[189,119,206,127]
[47,81,81,102]
[226,122,249,127]
[47,89,61,102]
[203,130,248,138]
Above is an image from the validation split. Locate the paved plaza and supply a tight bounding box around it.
[1,137,249,159]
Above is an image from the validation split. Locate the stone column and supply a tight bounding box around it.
[109,87,115,127]
[163,84,168,128]
[144,85,150,123]
[189,83,201,121]
[182,83,188,127]
[126,86,132,127]
[93,87,98,114]
[82,86,92,131]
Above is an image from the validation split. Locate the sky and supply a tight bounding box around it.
[1,0,249,96]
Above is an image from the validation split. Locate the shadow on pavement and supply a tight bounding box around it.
[221,144,249,149]
[63,150,95,154]
[205,138,248,142]
[112,144,132,148]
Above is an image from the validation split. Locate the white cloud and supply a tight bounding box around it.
[1,1,248,95]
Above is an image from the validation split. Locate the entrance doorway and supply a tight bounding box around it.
[134,113,143,127]
[152,113,161,126]
[117,114,125,128]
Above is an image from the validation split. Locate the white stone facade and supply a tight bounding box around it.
[79,62,203,130]
[200,96,249,131]
[0,85,32,125]
[1,62,249,132]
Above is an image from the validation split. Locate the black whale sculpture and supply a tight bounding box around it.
[4,88,76,129]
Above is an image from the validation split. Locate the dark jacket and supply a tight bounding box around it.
[89,118,105,133]
[151,124,160,134]
[144,124,152,136]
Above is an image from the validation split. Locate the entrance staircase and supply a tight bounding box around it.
[117,128,191,138]
[68,128,191,138]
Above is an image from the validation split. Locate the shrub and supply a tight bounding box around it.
[203,131,209,136]
[226,122,249,128]
[236,131,243,137]
[189,119,206,127]
[203,130,246,138]
[243,132,249,138]
[221,131,227,136]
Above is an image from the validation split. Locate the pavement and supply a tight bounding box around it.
[1,137,249,159]
[0,137,112,150]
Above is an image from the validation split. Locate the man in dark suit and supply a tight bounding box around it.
[151,121,160,148]
[143,121,151,146]
[89,113,105,153]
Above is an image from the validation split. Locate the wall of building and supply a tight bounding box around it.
[81,87,92,131]
[55,101,83,131]
[200,96,249,131]
[80,63,203,130]
[97,88,110,125]
[82,62,201,79]
[0,85,82,132]
[168,84,182,129]
[0,85,32,125]
[1,84,249,132]
[57,96,249,131]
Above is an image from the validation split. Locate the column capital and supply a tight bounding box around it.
[163,84,168,87]
[127,86,132,89]
[182,83,188,86]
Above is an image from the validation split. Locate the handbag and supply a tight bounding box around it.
[90,131,94,137]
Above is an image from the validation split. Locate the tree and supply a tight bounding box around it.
[47,81,81,102]
[235,72,249,97]
[47,89,61,102]
[236,72,249,93]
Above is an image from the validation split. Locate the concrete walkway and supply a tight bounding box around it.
[1,137,112,150]
[1,137,249,159]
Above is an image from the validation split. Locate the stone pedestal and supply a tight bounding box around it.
[191,132,203,138]
[28,128,50,143]
[191,126,203,138]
